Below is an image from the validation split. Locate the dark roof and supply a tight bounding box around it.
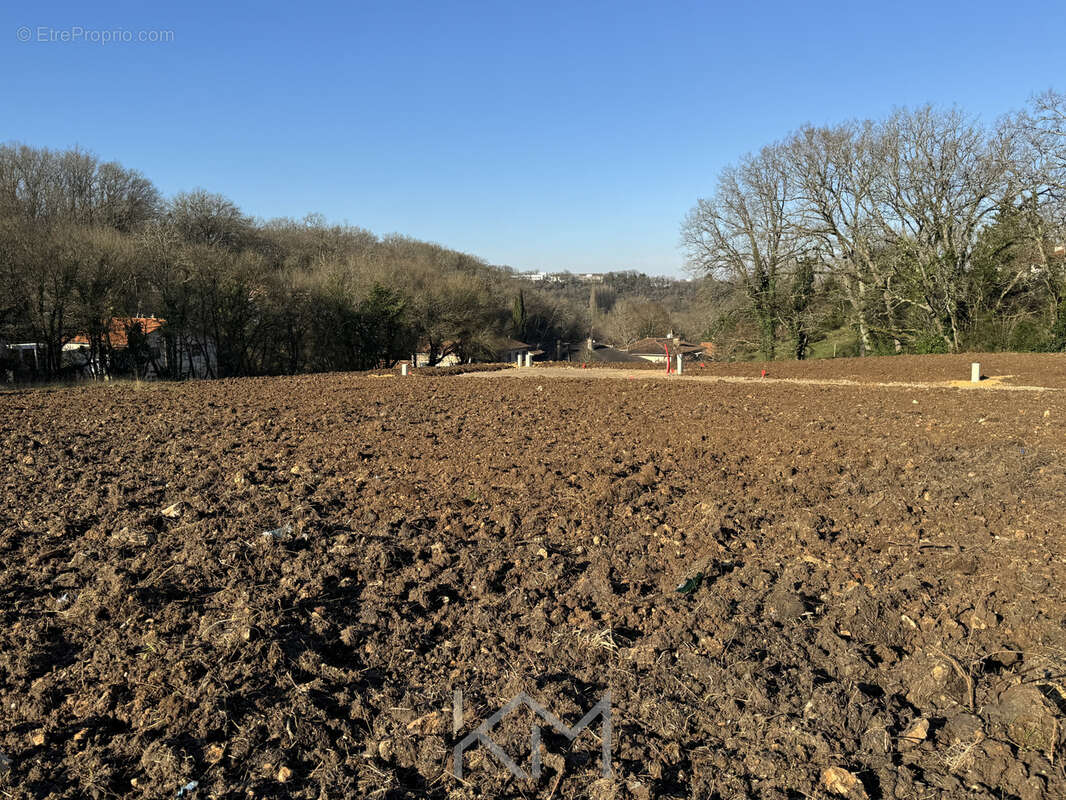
[568,342,647,363]
[627,337,706,356]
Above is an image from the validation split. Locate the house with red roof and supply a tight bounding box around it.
[63,316,215,379]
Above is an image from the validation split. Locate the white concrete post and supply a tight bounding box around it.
[401,363,409,376]
[971,362,980,383]
[525,352,532,368]
[676,354,683,374]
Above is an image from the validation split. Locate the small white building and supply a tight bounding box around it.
[494,338,534,363]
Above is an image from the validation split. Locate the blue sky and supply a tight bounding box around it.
[2,0,1064,275]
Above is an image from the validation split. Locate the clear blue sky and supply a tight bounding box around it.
[2,0,1063,276]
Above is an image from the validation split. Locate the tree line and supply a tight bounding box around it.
[0,144,599,380]
[682,92,1066,359]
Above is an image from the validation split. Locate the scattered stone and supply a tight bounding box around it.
[30,730,45,746]
[161,502,183,518]
[276,765,292,783]
[821,766,867,798]
[898,718,929,750]
[0,748,10,775]
[378,739,393,760]
[205,744,225,764]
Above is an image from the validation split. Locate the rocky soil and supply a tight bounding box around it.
[1,356,1064,799]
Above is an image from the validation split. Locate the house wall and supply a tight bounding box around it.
[414,353,462,367]
[59,331,218,380]
[500,348,533,363]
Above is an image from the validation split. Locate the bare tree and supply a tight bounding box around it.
[787,121,895,353]
[95,162,160,232]
[872,106,1014,351]
[167,190,250,249]
[682,143,803,359]
[1029,91,1066,197]
[603,297,673,346]
[1007,94,1066,322]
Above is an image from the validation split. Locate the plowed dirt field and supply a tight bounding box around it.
[2,354,1065,799]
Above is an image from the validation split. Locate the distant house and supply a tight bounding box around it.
[65,316,166,378]
[561,339,646,363]
[494,338,535,363]
[65,317,216,379]
[413,341,462,367]
[3,317,217,382]
[626,333,710,364]
[67,316,166,350]
[413,337,537,366]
